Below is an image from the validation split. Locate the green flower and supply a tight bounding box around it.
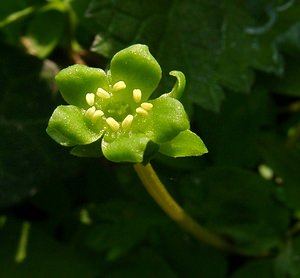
[47,44,207,162]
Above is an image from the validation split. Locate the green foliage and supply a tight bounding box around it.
[1,0,300,277]
[180,167,290,255]
[0,219,98,277]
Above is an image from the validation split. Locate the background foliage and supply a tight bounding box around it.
[1,0,300,277]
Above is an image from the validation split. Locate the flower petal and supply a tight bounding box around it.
[110,44,161,101]
[133,95,190,143]
[101,133,152,163]
[159,130,208,157]
[55,64,109,108]
[46,105,104,146]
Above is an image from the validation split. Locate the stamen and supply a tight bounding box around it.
[96,88,111,99]
[121,114,134,129]
[141,102,153,111]
[85,93,95,106]
[85,106,96,118]
[113,81,126,91]
[136,107,148,116]
[133,89,142,103]
[106,117,120,131]
[92,110,104,122]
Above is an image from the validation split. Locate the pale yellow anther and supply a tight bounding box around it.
[96,88,111,99]
[86,93,95,106]
[133,89,142,103]
[136,107,148,116]
[113,81,126,91]
[121,114,134,129]
[106,117,120,131]
[140,102,153,111]
[85,106,96,118]
[92,110,104,122]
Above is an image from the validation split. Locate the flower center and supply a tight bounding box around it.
[106,102,131,122]
[84,80,153,132]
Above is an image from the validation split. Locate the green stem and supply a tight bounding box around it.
[15,221,30,263]
[134,163,235,252]
[0,7,35,28]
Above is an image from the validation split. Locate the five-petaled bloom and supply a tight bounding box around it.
[47,44,207,162]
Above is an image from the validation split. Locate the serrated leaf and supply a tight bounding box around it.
[87,0,225,112]
[216,1,285,92]
[86,0,300,112]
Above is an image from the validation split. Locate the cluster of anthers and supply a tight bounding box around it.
[83,80,153,132]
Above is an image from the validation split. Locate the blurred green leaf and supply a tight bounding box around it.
[262,56,300,97]
[259,134,300,210]
[24,8,66,58]
[195,88,273,167]
[0,43,77,207]
[278,23,300,55]
[156,224,228,278]
[216,1,285,92]
[180,167,290,254]
[0,7,35,28]
[0,0,39,21]
[0,1,43,46]
[232,236,300,277]
[0,218,98,278]
[84,200,166,260]
[104,248,177,278]
[274,236,300,278]
[231,260,274,278]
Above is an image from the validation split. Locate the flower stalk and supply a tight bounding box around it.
[134,163,235,252]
